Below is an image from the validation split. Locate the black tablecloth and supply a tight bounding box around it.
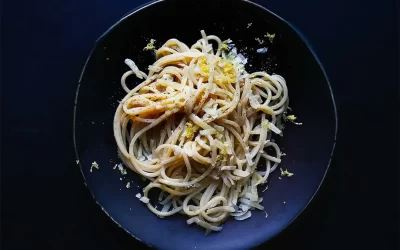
[1,0,399,249]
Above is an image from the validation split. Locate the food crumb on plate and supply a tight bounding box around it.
[144,39,156,51]
[255,37,264,45]
[118,164,127,175]
[280,168,294,177]
[90,161,99,172]
[76,160,79,164]
[256,47,268,53]
[285,114,303,125]
[265,32,275,43]
[140,196,150,203]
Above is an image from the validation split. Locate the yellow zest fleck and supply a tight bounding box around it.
[221,61,235,83]
[216,153,227,163]
[214,60,235,85]
[286,114,303,125]
[262,121,268,129]
[266,33,275,43]
[220,39,231,51]
[217,142,229,163]
[280,168,294,177]
[90,161,99,172]
[118,164,127,175]
[198,57,209,78]
[287,115,297,122]
[144,39,156,51]
[186,122,194,140]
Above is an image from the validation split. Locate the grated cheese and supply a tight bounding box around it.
[118,164,127,175]
[140,196,150,203]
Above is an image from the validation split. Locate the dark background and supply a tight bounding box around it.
[1,0,399,249]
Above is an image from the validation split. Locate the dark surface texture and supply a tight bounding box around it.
[73,1,336,249]
[1,0,399,250]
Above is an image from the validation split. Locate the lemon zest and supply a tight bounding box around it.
[144,39,156,51]
[280,168,294,177]
[266,33,275,43]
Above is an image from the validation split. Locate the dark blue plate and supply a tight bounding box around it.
[73,0,337,249]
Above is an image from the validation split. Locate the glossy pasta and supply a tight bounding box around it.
[113,30,288,233]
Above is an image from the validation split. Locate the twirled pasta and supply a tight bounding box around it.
[114,30,289,233]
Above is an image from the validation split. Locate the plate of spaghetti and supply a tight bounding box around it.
[73,1,337,249]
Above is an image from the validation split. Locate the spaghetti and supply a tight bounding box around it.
[113,30,289,233]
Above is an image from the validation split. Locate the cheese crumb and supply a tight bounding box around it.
[247,23,252,28]
[136,193,142,199]
[118,164,127,175]
[256,47,268,53]
[113,164,118,170]
[255,37,264,45]
[264,211,269,219]
[76,160,79,164]
[126,182,131,188]
[140,197,150,203]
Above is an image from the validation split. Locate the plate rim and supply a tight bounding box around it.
[72,0,338,248]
